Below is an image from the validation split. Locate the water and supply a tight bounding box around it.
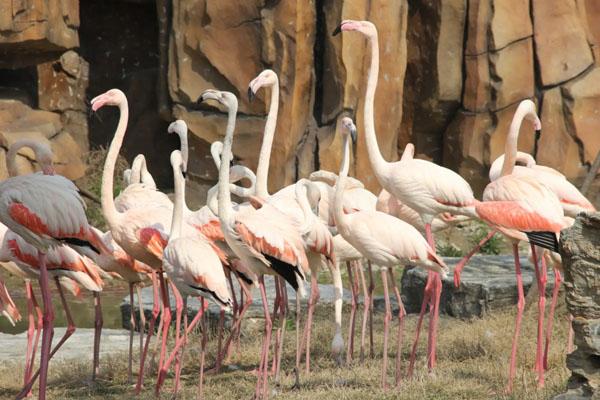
[0,272,127,334]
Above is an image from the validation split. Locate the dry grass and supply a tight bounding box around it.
[0,299,570,399]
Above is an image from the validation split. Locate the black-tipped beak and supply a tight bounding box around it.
[182,170,187,179]
[332,24,342,36]
[248,87,255,102]
[197,94,205,104]
[350,127,357,144]
[535,129,541,141]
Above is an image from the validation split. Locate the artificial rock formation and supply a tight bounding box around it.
[558,213,600,399]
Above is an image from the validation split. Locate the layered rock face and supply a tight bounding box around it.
[559,213,600,399]
[0,1,87,180]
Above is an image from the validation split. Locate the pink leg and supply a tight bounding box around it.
[171,283,184,396]
[136,271,160,394]
[157,299,204,391]
[271,277,283,376]
[424,223,441,372]
[543,268,562,371]
[223,280,252,363]
[531,246,546,387]
[346,262,357,364]
[23,281,35,391]
[198,299,208,400]
[357,262,370,364]
[255,277,273,400]
[157,273,172,379]
[367,261,375,359]
[389,269,406,387]
[136,284,146,359]
[275,276,288,383]
[127,283,136,383]
[454,230,496,288]
[92,291,103,380]
[506,243,525,394]
[30,252,52,400]
[24,286,43,399]
[304,273,320,373]
[407,270,433,378]
[380,268,392,390]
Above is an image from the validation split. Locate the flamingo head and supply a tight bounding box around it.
[248,69,278,102]
[91,89,126,111]
[340,116,357,144]
[332,20,377,38]
[37,146,55,175]
[170,150,185,177]
[167,119,187,136]
[198,89,238,111]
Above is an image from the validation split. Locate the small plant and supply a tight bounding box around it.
[437,241,463,257]
[471,222,504,255]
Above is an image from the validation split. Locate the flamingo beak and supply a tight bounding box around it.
[90,97,107,112]
[350,126,357,144]
[167,122,176,134]
[535,129,541,142]
[332,24,342,36]
[248,87,255,102]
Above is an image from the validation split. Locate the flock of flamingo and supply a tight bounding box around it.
[0,19,595,400]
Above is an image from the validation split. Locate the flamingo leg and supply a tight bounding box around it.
[213,308,225,373]
[136,271,160,394]
[345,262,357,364]
[357,261,370,364]
[275,277,288,383]
[531,245,546,387]
[256,277,273,399]
[271,277,282,377]
[157,273,172,379]
[223,279,252,363]
[367,261,375,359]
[407,271,433,378]
[543,268,562,371]
[388,268,406,387]
[424,223,442,372]
[32,252,52,400]
[454,230,496,288]
[127,283,135,383]
[92,291,103,380]
[157,298,204,391]
[380,267,392,390]
[506,243,525,394]
[198,299,208,400]
[293,289,302,389]
[304,272,320,374]
[170,282,184,397]
[24,281,35,391]
[135,284,146,367]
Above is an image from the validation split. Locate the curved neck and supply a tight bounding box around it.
[363,33,388,176]
[334,136,351,231]
[217,103,238,224]
[176,130,189,173]
[295,179,316,234]
[101,100,128,228]
[6,140,50,177]
[170,164,185,240]
[255,81,279,198]
[130,155,144,184]
[500,108,528,177]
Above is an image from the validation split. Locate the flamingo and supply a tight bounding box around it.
[333,117,448,388]
[91,88,176,393]
[156,149,232,397]
[199,89,308,399]
[334,20,480,375]
[248,70,338,380]
[473,99,567,391]
[0,162,108,399]
[122,154,157,189]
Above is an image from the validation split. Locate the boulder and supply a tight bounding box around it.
[557,212,600,399]
[401,255,555,319]
[533,0,594,87]
[37,50,89,113]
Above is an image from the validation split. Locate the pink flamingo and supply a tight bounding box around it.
[122,154,158,189]
[0,167,107,400]
[333,117,448,388]
[91,88,176,393]
[334,20,479,375]
[156,149,232,397]
[200,89,308,400]
[474,99,567,391]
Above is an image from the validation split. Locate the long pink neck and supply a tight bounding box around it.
[255,79,279,199]
[334,135,351,234]
[363,32,388,180]
[101,100,128,229]
[500,107,530,177]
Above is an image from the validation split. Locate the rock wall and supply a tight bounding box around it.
[559,212,600,399]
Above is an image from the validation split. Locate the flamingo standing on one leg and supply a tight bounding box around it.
[473,100,567,392]
[156,149,232,397]
[332,117,449,389]
[333,20,479,375]
[199,89,308,400]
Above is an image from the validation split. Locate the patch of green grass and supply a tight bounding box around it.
[470,222,505,255]
[437,242,464,257]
